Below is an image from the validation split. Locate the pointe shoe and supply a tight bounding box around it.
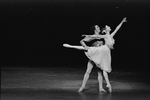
[99,88,107,92]
[78,87,85,92]
[106,85,112,92]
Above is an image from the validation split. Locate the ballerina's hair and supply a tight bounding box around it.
[101,27,106,34]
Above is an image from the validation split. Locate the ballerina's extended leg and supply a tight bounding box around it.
[63,44,85,50]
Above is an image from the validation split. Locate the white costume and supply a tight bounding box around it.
[85,36,114,73]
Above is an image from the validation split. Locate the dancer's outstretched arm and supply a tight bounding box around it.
[82,34,106,39]
[63,44,85,50]
[111,17,127,37]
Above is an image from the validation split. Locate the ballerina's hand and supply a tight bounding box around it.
[123,17,127,22]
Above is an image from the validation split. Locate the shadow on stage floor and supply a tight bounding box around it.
[1,66,150,100]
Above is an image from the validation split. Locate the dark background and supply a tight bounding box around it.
[1,0,150,71]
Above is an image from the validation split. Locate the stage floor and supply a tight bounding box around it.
[1,66,150,100]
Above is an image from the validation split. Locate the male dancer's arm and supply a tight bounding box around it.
[80,37,92,50]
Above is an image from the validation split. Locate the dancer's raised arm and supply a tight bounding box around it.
[111,17,127,37]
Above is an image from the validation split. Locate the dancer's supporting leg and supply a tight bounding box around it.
[98,70,106,92]
[103,70,112,92]
[78,60,93,92]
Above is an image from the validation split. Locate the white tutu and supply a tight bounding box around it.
[85,45,111,73]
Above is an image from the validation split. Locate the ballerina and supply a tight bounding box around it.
[81,17,127,92]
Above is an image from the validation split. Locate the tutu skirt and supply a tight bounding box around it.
[85,45,111,73]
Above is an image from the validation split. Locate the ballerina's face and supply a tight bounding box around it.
[105,25,111,32]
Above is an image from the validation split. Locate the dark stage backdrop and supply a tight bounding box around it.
[1,0,150,71]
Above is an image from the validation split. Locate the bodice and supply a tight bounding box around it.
[105,35,115,48]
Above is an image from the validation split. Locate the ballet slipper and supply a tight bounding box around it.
[99,88,107,92]
[106,85,112,92]
[78,86,85,92]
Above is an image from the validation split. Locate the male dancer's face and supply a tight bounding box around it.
[94,25,100,34]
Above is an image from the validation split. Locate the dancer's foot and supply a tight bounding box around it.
[99,88,106,92]
[106,84,112,92]
[78,86,85,92]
